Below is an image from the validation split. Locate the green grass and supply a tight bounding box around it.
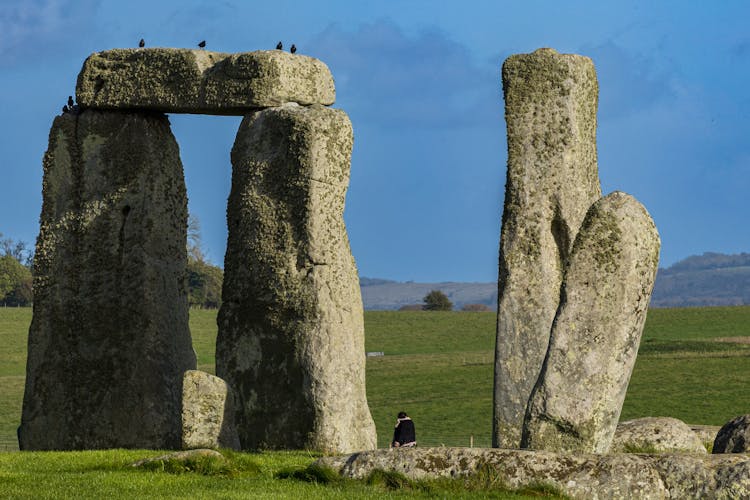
[1,305,750,496]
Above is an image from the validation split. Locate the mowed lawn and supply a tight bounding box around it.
[2,306,750,451]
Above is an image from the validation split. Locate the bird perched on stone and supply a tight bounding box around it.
[276,41,282,50]
[290,44,297,54]
[62,105,69,114]
[67,96,74,108]
[139,38,145,48]
[198,40,206,49]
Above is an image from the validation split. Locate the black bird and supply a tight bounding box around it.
[276,41,282,50]
[62,105,69,114]
[290,44,297,54]
[198,40,206,49]
[139,38,145,48]
[67,96,74,108]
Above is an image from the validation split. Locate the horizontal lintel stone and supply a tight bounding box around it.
[76,48,335,115]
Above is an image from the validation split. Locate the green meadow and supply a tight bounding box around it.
[1,305,749,497]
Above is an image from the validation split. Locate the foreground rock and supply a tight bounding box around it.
[182,370,240,450]
[523,192,660,453]
[76,48,335,114]
[216,103,376,453]
[713,414,750,453]
[19,109,195,450]
[318,447,750,499]
[612,417,707,454]
[494,48,601,448]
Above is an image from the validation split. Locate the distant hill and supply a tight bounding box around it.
[650,252,750,307]
[360,279,497,311]
[361,252,750,310]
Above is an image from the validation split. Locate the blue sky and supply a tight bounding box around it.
[2,1,749,282]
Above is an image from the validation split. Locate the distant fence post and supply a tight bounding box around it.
[470,434,474,448]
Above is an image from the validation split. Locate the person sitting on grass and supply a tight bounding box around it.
[391,411,416,448]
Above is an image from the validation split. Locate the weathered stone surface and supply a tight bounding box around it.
[522,192,660,453]
[318,447,750,499]
[494,48,602,448]
[19,109,196,450]
[76,48,335,114]
[182,370,240,450]
[713,414,750,453]
[612,417,707,454]
[216,103,376,453]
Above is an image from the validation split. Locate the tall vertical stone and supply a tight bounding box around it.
[522,192,660,453]
[19,109,196,450]
[494,48,602,448]
[217,103,376,453]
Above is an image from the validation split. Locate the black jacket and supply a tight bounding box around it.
[392,417,416,446]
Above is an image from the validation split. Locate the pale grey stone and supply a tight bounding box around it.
[691,425,722,450]
[318,447,750,499]
[713,414,750,453]
[522,191,660,453]
[612,417,707,454]
[19,109,196,450]
[494,48,602,448]
[216,103,376,453]
[182,370,240,450]
[76,48,335,114]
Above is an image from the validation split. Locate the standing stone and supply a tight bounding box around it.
[522,191,660,453]
[182,370,240,450]
[217,103,376,453]
[19,109,196,450]
[494,48,602,448]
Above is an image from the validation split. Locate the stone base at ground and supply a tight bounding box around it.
[182,370,240,450]
[318,447,750,499]
[76,48,335,114]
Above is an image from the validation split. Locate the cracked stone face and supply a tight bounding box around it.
[216,103,376,453]
[19,109,196,451]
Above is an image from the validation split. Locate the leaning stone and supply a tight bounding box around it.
[712,414,750,453]
[182,370,240,450]
[522,192,660,453]
[76,48,335,114]
[494,47,601,448]
[19,109,196,450]
[216,103,376,453]
[131,449,225,468]
[612,417,707,454]
[318,447,750,499]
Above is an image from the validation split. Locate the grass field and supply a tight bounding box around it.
[1,305,749,497]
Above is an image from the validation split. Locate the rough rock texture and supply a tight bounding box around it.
[612,417,707,454]
[713,414,750,454]
[494,48,602,448]
[522,192,660,453]
[182,370,240,450]
[318,447,750,499]
[216,103,376,453]
[76,48,335,114]
[19,109,196,450]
